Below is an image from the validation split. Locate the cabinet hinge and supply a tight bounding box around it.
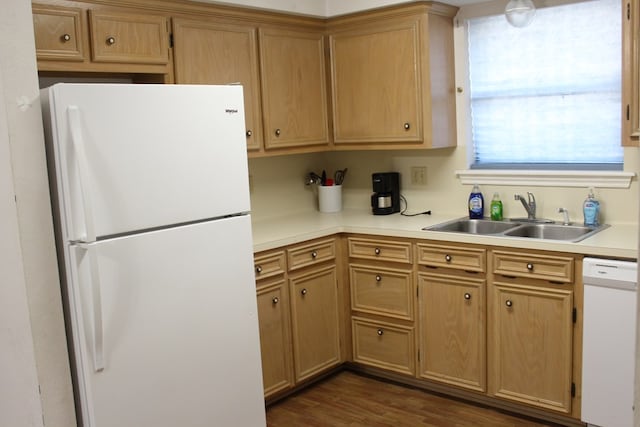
[571,382,576,398]
[572,307,577,324]
[418,349,420,362]
[628,2,631,20]
[627,104,630,121]
[169,33,174,48]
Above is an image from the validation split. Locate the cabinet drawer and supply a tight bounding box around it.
[417,243,485,273]
[348,237,412,264]
[287,238,336,271]
[492,251,574,283]
[254,251,286,281]
[89,10,169,64]
[352,317,415,376]
[33,4,85,61]
[350,264,413,321]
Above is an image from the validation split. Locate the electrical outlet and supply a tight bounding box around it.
[410,166,427,186]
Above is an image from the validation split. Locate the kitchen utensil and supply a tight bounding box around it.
[334,168,347,185]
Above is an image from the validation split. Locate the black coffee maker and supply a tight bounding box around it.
[371,172,400,215]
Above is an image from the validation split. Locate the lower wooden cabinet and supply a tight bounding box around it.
[489,281,574,414]
[418,272,486,392]
[256,278,294,398]
[255,239,341,398]
[352,316,415,376]
[256,234,582,424]
[289,264,341,382]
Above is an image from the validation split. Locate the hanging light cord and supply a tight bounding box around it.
[400,195,432,217]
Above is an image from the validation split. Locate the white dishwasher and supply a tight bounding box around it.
[582,257,637,427]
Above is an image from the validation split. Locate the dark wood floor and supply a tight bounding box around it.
[266,371,560,427]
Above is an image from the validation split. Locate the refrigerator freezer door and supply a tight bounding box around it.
[44,83,251,242]
[67,216,265,427]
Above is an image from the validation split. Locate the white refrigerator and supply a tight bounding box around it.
[41,83,266,427]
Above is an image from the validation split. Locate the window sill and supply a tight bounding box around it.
[455,170,635,188]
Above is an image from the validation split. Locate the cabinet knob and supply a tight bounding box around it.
[255,265,262,274]
[301,288,307,296]
[272,296,279,304]
[275,128,281,136]
[505,299,513,308]
[375,274,382,282]
[246,129,252,137]
[526,263,534,271]
[62,33,71,42]
[404,122,411,130]
[374,247,381,255]
[106,36,116,45]
[464,292,471,300]
[377,328,384,336]
[311,251,318,259]
[445,254,452,263]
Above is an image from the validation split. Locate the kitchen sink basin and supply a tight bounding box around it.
[502,223,608,242]
[424,217,609,242]
[424,218,521,235]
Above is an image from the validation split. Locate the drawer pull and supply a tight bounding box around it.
[403,122,411,130]
[275,128,281,137]
[375,275,382,282]
[311,251,318,259]
[255,265,262,274]
[377,329,384,336]
[445,254,452,263]
[272,296,279,305]
[301,288,308,296]
[505,299,513,308]
[526,263,534,271]
[62,33,71,42]
[374,247,381,255]
[106,36,116,45]
[464,293,471,300]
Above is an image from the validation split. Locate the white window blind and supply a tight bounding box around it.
[467,0,622,169]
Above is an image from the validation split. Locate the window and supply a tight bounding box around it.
[467,0,622,170]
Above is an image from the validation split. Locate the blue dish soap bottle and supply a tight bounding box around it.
[583,188,600,226]
[469,184,484,219]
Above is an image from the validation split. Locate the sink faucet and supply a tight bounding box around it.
[558,207,571,225]
[514,192,536,220]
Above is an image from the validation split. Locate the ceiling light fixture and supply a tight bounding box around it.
[505,0,536,28]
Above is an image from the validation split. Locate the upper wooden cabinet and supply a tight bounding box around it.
[328,3,458,149]
[88,10,169,65]
[32,4,85,62]
[172,18,262,151]
[623,0,639,146]
[259,27,330,151]
[32,2,171,76]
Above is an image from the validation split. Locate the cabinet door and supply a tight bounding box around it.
[489,282,573,414]
[330,18,421,144]
[418,273,485,392]
[624,0,640,145]
[172,19,263,151]
[32,4,85,61]
[256,279,294,398]
[259,27,329,150]
[88,10,169,64]
[289,265,340,382]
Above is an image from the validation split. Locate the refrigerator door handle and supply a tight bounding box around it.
[79,242,105,372]
[68,106,97,243]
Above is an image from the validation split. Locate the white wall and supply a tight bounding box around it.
[0,65,43,427]
[0,1,77,426]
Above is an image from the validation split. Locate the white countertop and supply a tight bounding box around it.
[251,208,638,260]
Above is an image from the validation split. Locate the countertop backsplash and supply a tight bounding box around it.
[248,147,640,225]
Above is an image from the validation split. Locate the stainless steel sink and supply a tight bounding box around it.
[502,223,608,242]
[424,217,609,242]
[424,218,521,235]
